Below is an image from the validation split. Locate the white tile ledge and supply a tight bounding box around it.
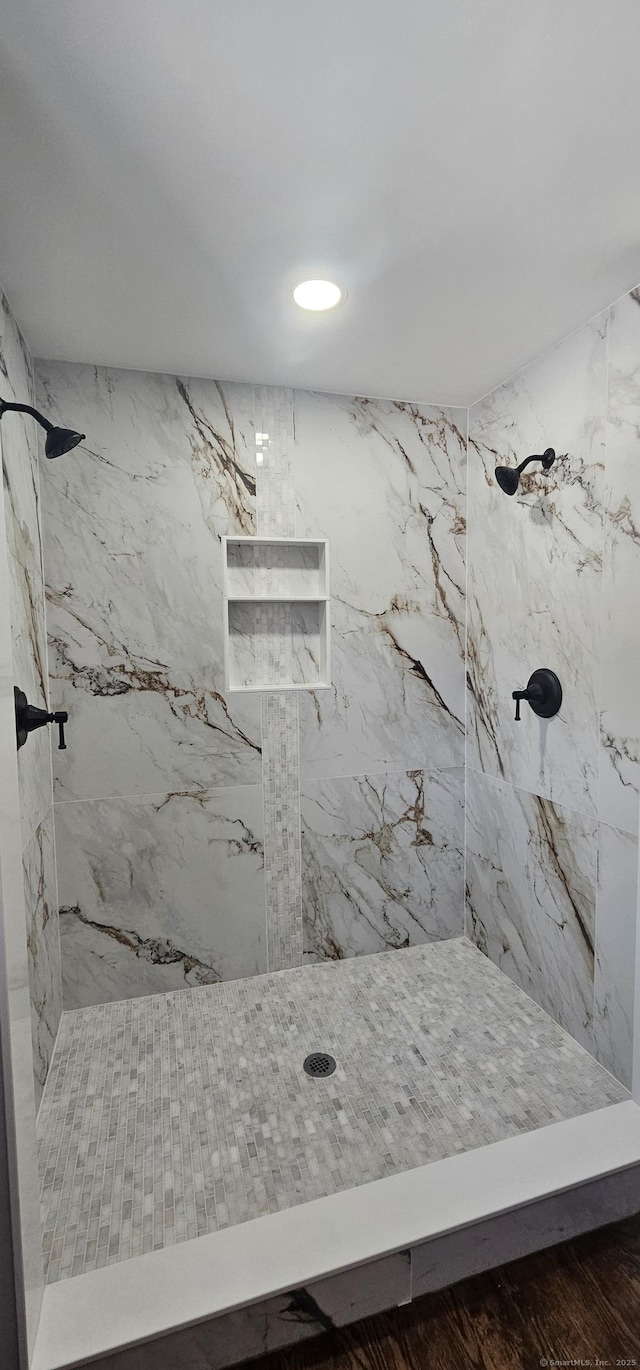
[33,1100,640,1370]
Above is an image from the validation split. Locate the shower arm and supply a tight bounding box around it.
[515,451,555,479]
[0,396,85,459]
[0,398,54,434]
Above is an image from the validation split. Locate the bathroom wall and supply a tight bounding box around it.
[0,290,61,1109]
[36,363,467,1008]
[466,293,640,1086]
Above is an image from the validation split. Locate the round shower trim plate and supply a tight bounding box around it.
[303,1052,337,1078]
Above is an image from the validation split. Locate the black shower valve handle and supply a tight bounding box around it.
[512,683,543,721]
[511,669,562,724]
[53,711,68,750]
[14,687,68,750]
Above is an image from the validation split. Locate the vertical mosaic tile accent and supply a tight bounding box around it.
[255,387,304,970]
[255,388,296,539]
[261,692,303,969]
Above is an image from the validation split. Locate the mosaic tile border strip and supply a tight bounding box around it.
[255,386,304,971]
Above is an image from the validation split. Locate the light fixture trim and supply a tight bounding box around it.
[293,279,345,311]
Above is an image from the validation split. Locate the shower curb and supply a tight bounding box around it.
[32,1100,640,1370]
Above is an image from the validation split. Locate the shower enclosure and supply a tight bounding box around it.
[1,284,640,1370]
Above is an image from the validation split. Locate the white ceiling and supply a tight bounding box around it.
[1,1,640,405]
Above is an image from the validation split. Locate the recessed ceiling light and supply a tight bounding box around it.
[293,279,344,311]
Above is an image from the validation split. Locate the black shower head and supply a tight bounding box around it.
[44,426,85,459]
[0,397,85,459]
[495,465,520,496]
[494,448,555,496]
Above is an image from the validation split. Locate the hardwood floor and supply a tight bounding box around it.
[254,1214,640,1370]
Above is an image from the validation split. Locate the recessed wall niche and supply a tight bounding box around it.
[222,536,331,692]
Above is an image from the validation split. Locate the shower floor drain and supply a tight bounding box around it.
[303,1052,337,1078]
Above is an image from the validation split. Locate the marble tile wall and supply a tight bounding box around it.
[37,364,265,1007]
[301,769,465,962]
[0,288,55,1355]
[1,290,61,1110]
[31,291,640,1085]
[294,392,467,779]
[466,295,640,1086]
[36,363,467,1005]
[294,391,467,960]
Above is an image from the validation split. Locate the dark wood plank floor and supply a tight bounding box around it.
[254,1213,640,1370]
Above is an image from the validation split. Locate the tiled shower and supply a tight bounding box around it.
[2,276,640,1361]
[36,368,468,1011]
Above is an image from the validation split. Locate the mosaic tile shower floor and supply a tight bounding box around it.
[37,937,626,1285]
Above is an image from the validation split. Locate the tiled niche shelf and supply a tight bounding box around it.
[222,536,331,692]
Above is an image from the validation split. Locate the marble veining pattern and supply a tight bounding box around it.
[464,299,640,1085]
[0,287,50,1347]
[37,938,625,1285]
[38,364,470,1003]
[465,768,597,1049]
[593,821,638,1088]
[600,291,640,835]
[37,362,262,802]
[23,809,62,1111]
[55,785,266,1009]
[466,316,607,818]
[294,393,467,779]
[302,768,464,960]
[2,289,62,1122]
[61,1253,414,1370]
[2,294,53,851]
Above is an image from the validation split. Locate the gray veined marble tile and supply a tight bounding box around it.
[23,808,61,1111]
[465,768,597,1049]
[36,361,262,802]
[0,288,48,1350]
[467,314,607,818]
[294,391,467,779]
[593,822,638,1088]
[79,1255,412,1370]
[600,292,640,835]
[301,768,464,961]
[54,783,266,1008]
[1,293,53,849]
[411,1169,640,1302]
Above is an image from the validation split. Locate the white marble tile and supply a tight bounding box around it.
[23,809,61,1111]
[411,1164,640,1300]
[77,1293,325,1370]
[1,294,53,849]
[600,292,640,834]
[36,362,262,801]
[0,289,50,1356]
[55,784,266,1008]
[301,768,464,960]
[465,768,597,1048]
[294,392,467,779]
[76,1253,411,1370]
[594,822,638,1088]
[467,315,607,818]
[0,469,44,1351]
